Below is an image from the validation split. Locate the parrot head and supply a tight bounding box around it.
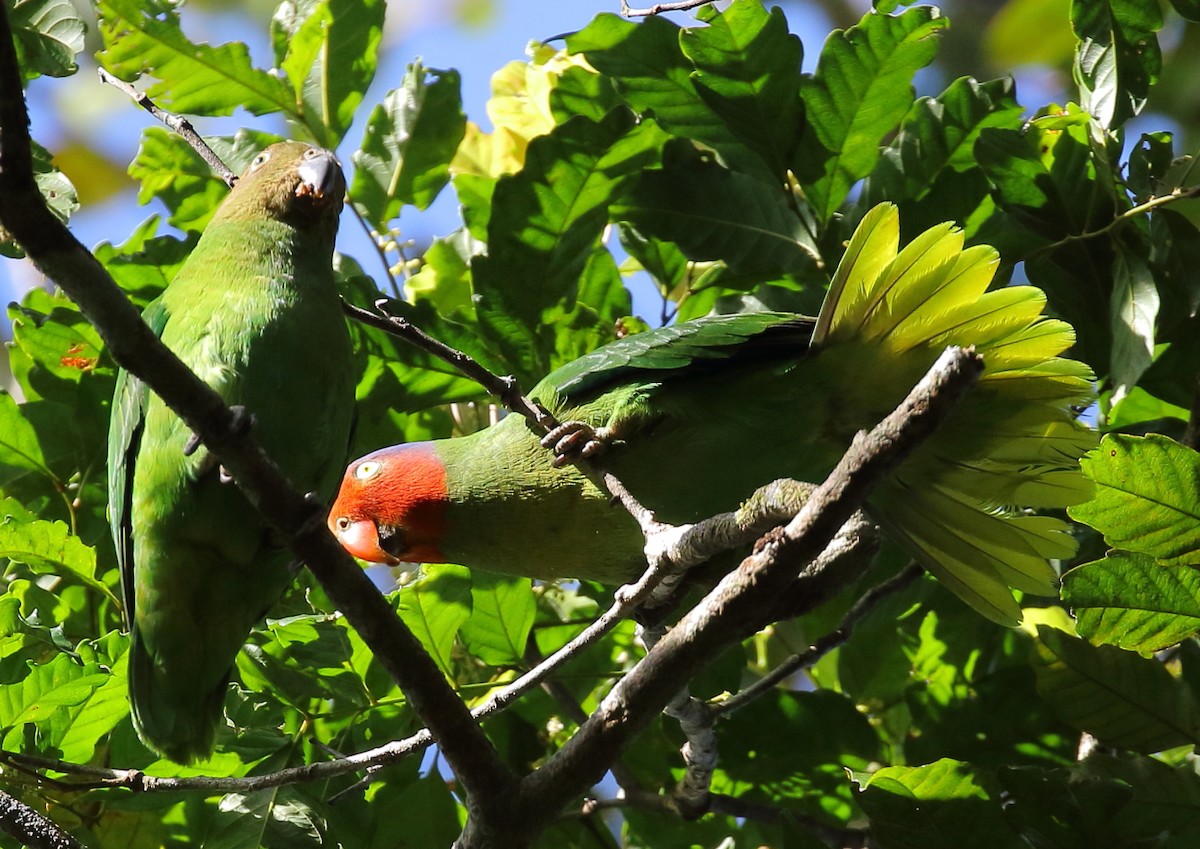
[328,443,449,565]
[215,141,346,231]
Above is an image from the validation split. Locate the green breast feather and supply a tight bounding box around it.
[107,142,355,763]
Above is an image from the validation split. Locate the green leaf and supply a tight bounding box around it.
[1070,433,1200,566]
[271,0,386,145]
[96,0,293,118]
[796,7,948,222]
[548,63,623,124]
[0,517,117,604]
[94,217,193,307]
[472,111,666,381]
[51,644,129,764]
[715,690,879,821]
[404,229,480,318]
[854,759,1015,849]
[351,62,467,231]
[1126,131,1176,202]
[681,0,804,178]
[997,765,1134,849]
[1085,753,1200,841]
[396,565,472,677]
[460,574,535,666]
[1149,212,1200,341]
[1071,0,1163,129]
[7,0,85,81]
[866,76,1023,231]
[567,14,741,154]
[1032,625,1200,752]
[205,788,323,849]
[1062,552,1200,653]
[0,393,50,488]
[0,653,109,731]
[1,141,78,257]
[975,115,1091,242]
[614,141,819,275]
[1109,244,1159,401]
[8,288,109,405]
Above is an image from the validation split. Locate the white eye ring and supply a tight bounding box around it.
[354,461,381,481]
[250,151,270,170]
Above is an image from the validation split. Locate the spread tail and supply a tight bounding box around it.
[818,203,1095,624]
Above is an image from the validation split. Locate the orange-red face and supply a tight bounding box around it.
[327,444,449,565]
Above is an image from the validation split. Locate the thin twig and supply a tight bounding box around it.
[348,203,403,300]
[1027,183,1200,260]
[714,562,924,717]
[97,67,237,186]
[621,0,714,17]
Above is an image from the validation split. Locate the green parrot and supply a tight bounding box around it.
[108,141,355,763]
[328,203,1094,625]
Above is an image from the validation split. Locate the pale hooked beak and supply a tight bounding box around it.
[295,148,343,201]
[330,516,400,565]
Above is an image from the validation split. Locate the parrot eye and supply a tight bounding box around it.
[250,151,270,171]
[354,461,381,481]
[335,516,350,531]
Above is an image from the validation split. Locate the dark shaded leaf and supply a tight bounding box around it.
[683,1,804,177]
[854,759,1015,849]
[614,141,819,276]
[1032,625,1200,752]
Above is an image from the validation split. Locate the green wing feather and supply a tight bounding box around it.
[108,298,170,631]
[542,312,814,402]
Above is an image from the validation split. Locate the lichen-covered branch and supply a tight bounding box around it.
[0,790,82,849]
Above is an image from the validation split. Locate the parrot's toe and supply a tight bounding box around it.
[541,421,609,467]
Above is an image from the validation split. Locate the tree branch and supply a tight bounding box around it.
[0,790,82,849]
[97,67,236,186]
[0,6,514,822]
[621,0,714,17]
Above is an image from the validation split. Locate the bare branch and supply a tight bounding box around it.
[621,0,714,17]
[97,67,236,186]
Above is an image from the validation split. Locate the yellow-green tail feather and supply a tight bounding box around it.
[817,203,1095,625]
